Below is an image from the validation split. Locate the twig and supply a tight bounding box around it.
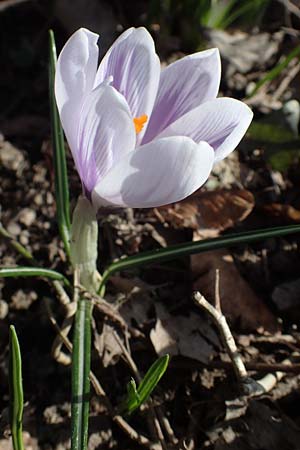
[156,407,178,446]
[277,0,300,19]
[50,300,76,365]
[112,330,141,381]
[52,280,71,307]
[210,360,300,374]
[193,291,248,387]
[78,285,128,331]
[272,60,300,101]
[214,269,221,312]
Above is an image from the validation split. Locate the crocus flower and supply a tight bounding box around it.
[55,27,253,209]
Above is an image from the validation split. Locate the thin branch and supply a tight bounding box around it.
[193,291,248,386]
[214,269,221,313]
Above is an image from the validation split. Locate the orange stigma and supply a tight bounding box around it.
[133,114,148,133]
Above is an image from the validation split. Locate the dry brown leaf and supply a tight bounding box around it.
[93,323,123,367]
[191,250,278,332]
[153,189,254,232]
[272,278,300,321]
[150,303,218,363]
[262,203,300,222]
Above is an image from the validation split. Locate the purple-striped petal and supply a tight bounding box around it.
[76,84,136,194]
[142,48,221,144]
[95,27,160,143]
[157,97,253,162]
[55,28,99,153]
[92,136,214,208]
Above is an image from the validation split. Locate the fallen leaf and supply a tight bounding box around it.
[153,189,254,233]
[191,250,278,332]
[272,278,300,321]
[150,303,218,363]
[93,323,123,367]
[262,203,300,222]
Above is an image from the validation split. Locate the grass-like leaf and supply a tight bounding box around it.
[247,44,300,98]
[0,266,70,286]
[9,326,24,450]
[136,354,169,405]
[123,378,140,413]
[49,29,71,258]
[122,355,169,415]
[71,298,92,450]
[98,224,300,295]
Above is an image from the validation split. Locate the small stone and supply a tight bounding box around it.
[0,300,8,319]
[46,192,54,205]
[19,232,29,246]
[17,208,36,227]
[7,222,21,236]
[34,193,43,206]
[11,290,38,310]
[0,140,25,171]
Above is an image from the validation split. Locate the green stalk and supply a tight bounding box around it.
[98,223,300,295]
[71,298,92,450]
[9,326,24,450]
[0,266,70,286]
[70,198,99,450]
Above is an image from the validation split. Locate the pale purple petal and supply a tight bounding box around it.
[76,84,136,194]
[157,97,253,162]
[55,28,99,152]
[95,27,160,143]
[92,137,214,208]
[142,48,221,144]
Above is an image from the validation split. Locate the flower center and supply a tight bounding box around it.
[133,114,148,134]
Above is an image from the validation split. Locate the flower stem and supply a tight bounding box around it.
[71,297,92,450]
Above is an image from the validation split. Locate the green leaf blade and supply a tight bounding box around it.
[9,325,24,450]
[0,266,70,286]
[98,223,300,295]
[49,29,71,258]
[122,378,140,414]
[136,354,169,406]
[123,355,169,415]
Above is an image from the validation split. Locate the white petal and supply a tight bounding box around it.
[76,84,136,193]
[95,27,160,143]
[158,98,253,162]
[92,137,214,208]
[143,48,221,143]
[55,28,99,151]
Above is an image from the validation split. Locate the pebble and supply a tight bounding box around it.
[34,193,43,206]
[17,208,36,227]
[0,141,24,171]
[0,300,8,319]
[7,222,21,236]
[19,232,29,246]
